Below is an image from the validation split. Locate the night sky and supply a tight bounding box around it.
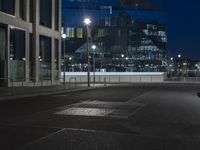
[162,0,200,60]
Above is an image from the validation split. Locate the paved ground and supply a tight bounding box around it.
[0,83,106,101]
[1,83,200,150]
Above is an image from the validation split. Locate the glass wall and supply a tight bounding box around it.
[29,33,34,81]
[40,0,52,28]
[10,28,26,81]
[0,0,15,15]
[0,25,6,85]
[39,35,51,80]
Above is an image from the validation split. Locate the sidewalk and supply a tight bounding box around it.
[0,83,107,101]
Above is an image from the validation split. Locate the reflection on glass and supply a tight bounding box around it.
[39,35,52,80]
[10,28,25,82]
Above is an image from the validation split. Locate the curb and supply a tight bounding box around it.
[0,85,110,102]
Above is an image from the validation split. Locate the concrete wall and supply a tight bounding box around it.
[61,72,166,83]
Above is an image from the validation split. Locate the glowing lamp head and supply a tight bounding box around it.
[62,34,67,39]
[84,18,91,25]
[92,45,96,50]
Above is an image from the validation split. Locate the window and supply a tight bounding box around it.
[0,0,15,15]
[66,27,74,38]
[105,17,111,26]
[98,29,104,37]
[29,0,33,22]
[29,33,34,80]
[0,25,6,83]
[77,28,83,38]
[98,29,106,37]
[88,28,91,38]
[19,0,26,21]
[40,0,52,28]
[55,0,59,31]
[39,35,51,80]
[10,28,26,81]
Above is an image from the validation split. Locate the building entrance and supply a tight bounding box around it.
[0,26,6,86]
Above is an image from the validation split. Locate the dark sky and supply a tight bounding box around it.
[163,0,200,59]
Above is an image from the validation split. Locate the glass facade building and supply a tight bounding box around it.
[0,0,61,87]
[62,0,167,72]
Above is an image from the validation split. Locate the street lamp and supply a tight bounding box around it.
[195,64,199,77]
[69,57,72,72]
[84,17,91,87]
[177,54,181,77]
[92,45,96,85]
[121,54,124,69]
[170,57,174,77]
[61,33,67,87]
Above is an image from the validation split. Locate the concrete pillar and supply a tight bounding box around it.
[58,0,62,80]
[7,26,11,85]
[51,38,55,83]
[15,0,20,19]
[25,31,29,83]
[26,0,30,23]
[51,0,55,83]
[52,0,55,31]
[32,0,40,82]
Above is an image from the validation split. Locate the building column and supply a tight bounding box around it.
[32,0,40,83]
[15,0,20,19]
[58,0,62,80]
[25,31,29,83]
[51,38,55,83]
[7,26,11,86]
[51,0,55,83]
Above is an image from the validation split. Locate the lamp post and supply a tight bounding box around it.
[121,54,124,69]
[195,64,198,77]
[69,57,72,72]
[61,33,67,87]
[84,17,91,87]
[177,54,181,77]
[92,45,96,86]
[170,57,173,77]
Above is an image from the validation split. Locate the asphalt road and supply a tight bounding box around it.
[1,83,200,150]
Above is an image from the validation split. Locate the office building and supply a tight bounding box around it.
[0,0,61,86]
[62,0,167,72]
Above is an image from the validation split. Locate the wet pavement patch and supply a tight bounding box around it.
[55,107,114,117]
[54,101,146,119]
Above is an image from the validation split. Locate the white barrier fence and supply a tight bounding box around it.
[61,72,166,83]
